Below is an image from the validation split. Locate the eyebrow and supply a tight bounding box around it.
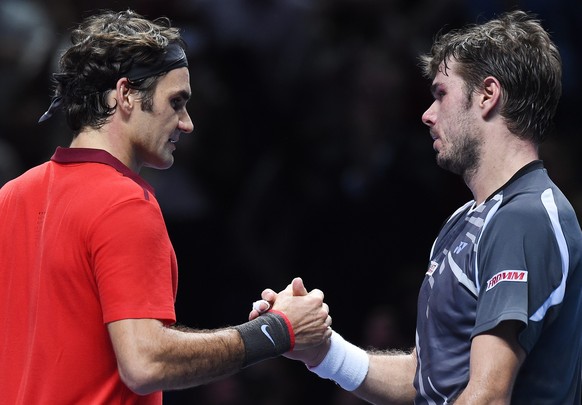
[175,90,191,102]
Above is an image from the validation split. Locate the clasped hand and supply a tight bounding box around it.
[249,277,332,367]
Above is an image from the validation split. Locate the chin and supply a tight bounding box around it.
[145,159,174,170]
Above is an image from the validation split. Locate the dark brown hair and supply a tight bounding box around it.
[420,10,562,144]
[52,9,185,134]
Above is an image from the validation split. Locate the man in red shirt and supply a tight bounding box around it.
[0,10,331,404]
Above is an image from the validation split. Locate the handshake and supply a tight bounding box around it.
[240,278,369,392]
[246,277,332,367]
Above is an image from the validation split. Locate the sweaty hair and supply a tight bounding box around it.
[420,10,562,144]
[52,9,185,134]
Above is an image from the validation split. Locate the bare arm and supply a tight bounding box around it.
[356,320,524,405]
[356,321,524,405]
[295,321,523,405]
[280,335,416,404]
[108,319,243,394]
[353,349,417,405]
[454,320,526,404]
[108,277,331,395]
[253,284,416,405]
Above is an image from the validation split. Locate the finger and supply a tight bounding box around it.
[249,309,261,321]
[324,326,333,339]
[292,277,308,296]
[282,281,294,294]
[279,279,297,296]
[252,299,271,313]
[308,288,324,300]
[261,289,277,302]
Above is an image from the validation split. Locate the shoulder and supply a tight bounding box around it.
[493,169,573,230]
[0,162,53,208]
[1,161,50,188]
[483,192,550,245]
[479,172,577,257]
[66,161,158,206]
[45,161,163,228]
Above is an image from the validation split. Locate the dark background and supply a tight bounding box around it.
[1,0,581,403]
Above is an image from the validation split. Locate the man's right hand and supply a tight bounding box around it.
[249,277,333,366]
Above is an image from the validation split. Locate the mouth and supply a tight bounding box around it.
[430,131,441,152]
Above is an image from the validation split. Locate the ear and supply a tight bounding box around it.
[114,77,136,115]
[479,76,502,119]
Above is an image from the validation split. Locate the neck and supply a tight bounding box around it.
[70,125,139,173]
[465,133,538,205]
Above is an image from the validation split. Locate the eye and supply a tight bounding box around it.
[171,98,186,111]
[430,83,446,101]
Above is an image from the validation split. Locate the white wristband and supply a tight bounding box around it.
[308,331,369,391]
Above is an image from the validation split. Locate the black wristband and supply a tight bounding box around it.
[235,311,294,368]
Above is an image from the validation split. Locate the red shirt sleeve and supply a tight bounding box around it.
[89,198,178,325]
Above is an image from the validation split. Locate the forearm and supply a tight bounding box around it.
[354,350,417,405]
[307,332,416,405]
[109,277,331,394]
[149,325,245,390]
[109,313,297,394]
[109,320,245,394]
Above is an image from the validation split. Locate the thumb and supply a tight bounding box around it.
[292,277,308,296]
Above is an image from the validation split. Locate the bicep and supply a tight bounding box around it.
[107,318,166,394]
[108,318,162,364]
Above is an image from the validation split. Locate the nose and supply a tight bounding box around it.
[178,111,194,134]
[421,102,436,127]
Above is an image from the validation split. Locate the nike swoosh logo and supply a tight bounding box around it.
[261,324,276,347]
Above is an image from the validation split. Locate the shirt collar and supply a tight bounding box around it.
[485,160,544,202]
[51,147,155,196]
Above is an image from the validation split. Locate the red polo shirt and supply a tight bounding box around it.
[0,147,177,404]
